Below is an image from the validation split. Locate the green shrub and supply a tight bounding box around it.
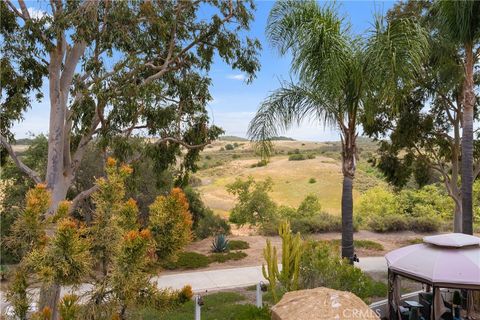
[227,177,278,226]
[228,240,250,250]
[232,154,240,159]
[367,215,409,232]
[306,154,315,159]
[225,144,234,150]
[259,219,280,236]
[205,155,212,160]
[209,251,247,263]
[326,239,384,251]
[290,212,342,234]
[297,194,322,217]
[299,241,387,302]
[288,154,306,161]
[251,159,268,168]
[195,210,230,239]
[162,252,210,270]
[308,178,316,184]
[409,215,440,232]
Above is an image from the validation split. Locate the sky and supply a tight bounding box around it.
[11,1,396,141]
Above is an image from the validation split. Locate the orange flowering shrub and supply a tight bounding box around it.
[178,285,193,303]
[149,188,193,259]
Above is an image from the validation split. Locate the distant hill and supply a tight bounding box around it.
[271,136,295,141]
[218,135,248,141]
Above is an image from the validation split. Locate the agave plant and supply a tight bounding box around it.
[212,234,229,253]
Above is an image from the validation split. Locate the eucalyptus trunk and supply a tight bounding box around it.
[341,130,357,262]
[461,43,476,235]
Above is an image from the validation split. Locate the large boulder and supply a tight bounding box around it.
[271,287,380,320]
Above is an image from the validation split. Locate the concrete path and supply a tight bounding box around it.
[155,256,387,292]
[0,257,387,313]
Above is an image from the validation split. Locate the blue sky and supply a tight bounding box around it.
[12,1,396,141]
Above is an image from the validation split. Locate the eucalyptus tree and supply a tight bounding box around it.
[1,0,260,316]
[364,1,480,233]
[432,1,480,235]
[1,0,260,215]
[248,0,427,260]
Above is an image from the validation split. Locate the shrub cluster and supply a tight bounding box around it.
[288,153,315,161]
[357,185,452,232]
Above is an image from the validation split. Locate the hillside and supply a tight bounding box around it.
[194,139,385,217]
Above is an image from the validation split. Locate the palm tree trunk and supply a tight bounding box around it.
[340,130,356,262]
[461,44,476,235]
[341,175,354,260]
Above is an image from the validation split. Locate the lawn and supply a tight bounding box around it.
[137,292,270,320]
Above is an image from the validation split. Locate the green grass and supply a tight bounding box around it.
[326,239,384,251]
[162,250,248,270]
[210,251,247,263]
[227,240,250,250]
[137,292,270,320]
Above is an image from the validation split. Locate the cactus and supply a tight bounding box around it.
[211,234,229,253]
[261,220,303,302]
[278,220,303,291]
[262,239,279,302]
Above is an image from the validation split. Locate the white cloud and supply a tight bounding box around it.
[226,74,246,81]
[27,7,48,20]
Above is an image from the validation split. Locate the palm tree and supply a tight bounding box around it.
[248,0,427,261]
[433,1,480,235]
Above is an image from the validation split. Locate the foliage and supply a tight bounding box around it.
[5,268,30,320]
[288,154,306,161]
[227,177,278,226]
[209,251,247,263]
[149,188,193,260]
[225,144,235,151]
[262,221,302,301]
[227,240,250,251]
[296,194,322,217]
[161,252,210,270]
[357,185,452,232]
[290,213,343,234]
[277,221,302,291]
[326,239,384,252]
[110,230,155,315]
[262,239,279,302]
[250,159,268,168]
[308,178,316,184]
[299,241,387,302]
[59,294,80,320]
[141,292,270,320]
[212,234,229,253]
[6,183,50,259]
[194,211,231,240]
[184,186,230,239]
[177,285,193,304]
[27,218,91,286]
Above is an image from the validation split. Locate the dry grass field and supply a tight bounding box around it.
[195,139,383,217]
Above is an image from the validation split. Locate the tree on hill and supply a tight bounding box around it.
[1,0,260,316]
[365,0,480,233]
[248,0,427,261]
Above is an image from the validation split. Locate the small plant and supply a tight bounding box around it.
[212,234,229,253]
[225,144,234,150]
[59,294,79,320]
[288,154,306,161]
[162,252,210,270]
[228,240,250,250]
[178,285,194,303]
[210,251,247,263]
[308,178,316,184]
[205,155,212,160]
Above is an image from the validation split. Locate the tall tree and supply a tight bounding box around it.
[1,0,260,215]
[433,1,480,235]
[1,0,260,316]
[248,0,427,261]
[364,1,480,233]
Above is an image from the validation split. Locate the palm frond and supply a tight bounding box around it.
[247,83,336,159]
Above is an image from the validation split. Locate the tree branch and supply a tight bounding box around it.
[0,135,42,183]
[69,184,99,215]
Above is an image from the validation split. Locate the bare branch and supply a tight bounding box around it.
[69,184,99,215]
[4,0,25,19]
[0,135,42,183]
